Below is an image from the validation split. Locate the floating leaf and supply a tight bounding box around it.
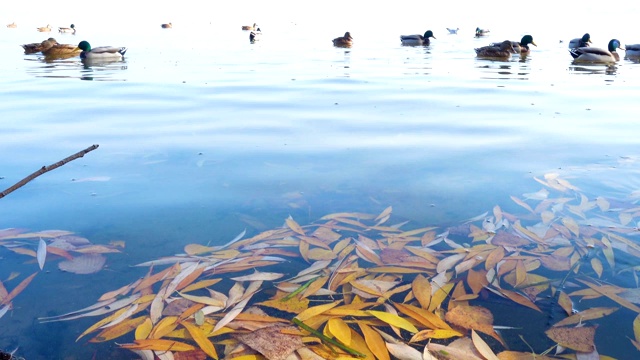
[259,296,310,314]
[445,305,504,345]
[37,238,47,270]
[358,323,390,360]
[181,321,218,359]
[326,318,352,345]
[552,307,618,327]
[120,339,196,352]
[58,254,106,274]
[91,316,147,342]
[385,342,422,360]
[236,324,304,360]
[295,300,341,322]
[545,325,596,352]
[471,330,499,360]
[367,310,418,333]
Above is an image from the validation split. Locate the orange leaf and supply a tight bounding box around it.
[90,316,147,342]
[120,339,196,352]
[181,321,219,359]
[1,272,37,306]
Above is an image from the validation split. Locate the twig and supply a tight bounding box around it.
[0,144,99,199]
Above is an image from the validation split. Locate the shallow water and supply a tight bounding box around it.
[2,4,640,359]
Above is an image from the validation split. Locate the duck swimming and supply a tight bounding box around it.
[475,40,516,60]
[475,27,490,37]
[332,32,353,48]
[41,39,82,59]
[37,24,52,32]
[59,24,76,34]
[242,23,257,31]
[400,30,436,46]
[161,23,172,29]
[568,33,591,49]
[492,35,536,55]
[76,40,127,61]
[21,38,57,54]
[569,39,623,64]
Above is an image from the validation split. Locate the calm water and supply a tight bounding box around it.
[2,4,640,358]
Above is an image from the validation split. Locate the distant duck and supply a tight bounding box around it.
[625,44,640,58]
[41,39,82,59]
[250,28,262,43]
[332,32,353,47]
[58,24,76,34]
[37,24,52,32]
[568,33,591,49]
[161,23,172,29]
[446,27,459,35]
[242,23,257,31]
[6,22,17,28]
[77,40,127,61]
[569,39,623,63]
[400,30,436,46]
[21,38,57,54]
[492,35,536,55]
[475,27,490,37]
[475,40,516,59]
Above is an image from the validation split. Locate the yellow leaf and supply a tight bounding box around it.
[591,258,603,278]
[367,310,418,333]
[135,317,153,340]
[634,314,640,343]
[181,278,222,293]
[394,302,451,330]
[184,244,215,255]
[181,321,219,359]
[472,330,499,360]
[561,217,579,237]
[120,339,196,352]
[411,275,431,310]
[295,300,341,322]
[286,217,306,236]
[510,196,534,213]
[358,323,390,360]
[552,307,618,327]
[90,316,147,343]
[178,292,225,307]
[428,282,454,312]
[545,326,596,352]
[259,296,310,314]
[327,318,352,345]
[410,329,462,342]
[149,316,179,339]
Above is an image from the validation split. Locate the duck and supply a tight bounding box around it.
[446,28,459,35]
[475,27,490,37]
[21,38,57,54]
[250,29,262,43]
[475,40,516,59]
[161,23,172,29]
[568,33,591,49]
[332,32,353,47]
[242,23,257,31]
[76,40,127,61]
[569,39,623,63]
[37,24,52,32]
[400,30,436,46]
[6,22,17,28]
[492,35,536,55]
[41,39,82,59]
[624,44,640,58]
[58,24,76,34]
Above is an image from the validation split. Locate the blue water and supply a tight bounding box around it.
[2,6,640,358]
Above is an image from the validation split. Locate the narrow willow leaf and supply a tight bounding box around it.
[367,310,418,333]
[358,323,390,360]
[181,321,219,359]
[37,238,47,270]
[327,318,352,346]
[471,330,499,360]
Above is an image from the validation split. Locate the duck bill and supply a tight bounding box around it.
[531,41,537,47]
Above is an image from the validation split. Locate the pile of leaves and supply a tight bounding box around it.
[13,173,640,359]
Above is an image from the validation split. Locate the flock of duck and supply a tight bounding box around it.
[331,27,640,64]
[9,21,640,65]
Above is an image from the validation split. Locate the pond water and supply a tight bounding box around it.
[2,2,640,359]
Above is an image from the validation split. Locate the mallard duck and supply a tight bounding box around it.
[59,24,76,34]
[332,32,353,47]
[250,29,261,43]
[625,44,640,58]
[475,27,490,37]
[242,23,257,31]
[400,30,436,46]
[568,33,591,49]
[21,38,57,54]
[77,40,127,61]
[161,23,172,29]
[569,39,623,63]
[6,22,17,28]
[492,35,536,55]
[37,24,51,32]
[41,40,82,59]
[475,40,516,59]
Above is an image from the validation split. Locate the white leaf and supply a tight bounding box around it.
[37,238,47,270]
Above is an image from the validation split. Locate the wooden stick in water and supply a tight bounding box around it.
[0,144,99,199]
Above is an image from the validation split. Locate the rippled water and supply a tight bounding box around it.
[2,3,640,358]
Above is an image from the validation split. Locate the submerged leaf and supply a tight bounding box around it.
[58,254,106,274]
